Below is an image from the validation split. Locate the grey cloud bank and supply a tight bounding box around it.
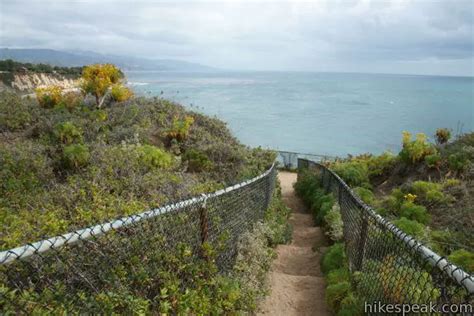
[0,0,473,76]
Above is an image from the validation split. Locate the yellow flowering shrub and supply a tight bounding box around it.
[35,85,64,108]
[110,84,133,102]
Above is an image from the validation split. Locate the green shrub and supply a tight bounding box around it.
[448,249,474,273]
[312,193,334,225]
[324,204,344,242]
[338,292,363,316]
[429,229,454,255]
[366,151,397,177]
[327,267,350,286]
[63,144,90,169]
[398,201,430,224]
[326,281,351,313]
[399,131,437,164]
[264,189,292,246]
[448,151,471,173]
[54,121,83,144]
[442,178,461,188]
[0,92,36,131]
[332,161,370,188]
[353,187,375,205]
[111,84,133,102]
[435,128,451,145]
[425,153,442,169]
[410,181,448,205]
[0,141,53,196]
[137,145,173,169]
[183,149,213,172]
[165,115,194,142]
[232,222,276,311]
[322,243,346,275]
[393,217,427,239]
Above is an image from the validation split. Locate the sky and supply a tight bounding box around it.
[0,0,473,76]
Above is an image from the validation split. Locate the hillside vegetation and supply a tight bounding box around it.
[0,59,83,75]
[295,130,473,315]
[325,130,474,271]
[0,67,274,250]
[0,63,290,314]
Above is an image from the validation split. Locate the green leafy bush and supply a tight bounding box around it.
[35,85,64,108]
[324,204,344,242]
[0,92,36,131]
[338,292,364,316]
[353,187,375,205]
[398,201,430,224]
[62,144,90,169]
[321,243,346,275]
[165,115,194,143]
[54,121,83,144]
[448,151,471,174]
[410,181,448,205]
[448,249,474,273]
[326,281,351,313]
[327,267,350,286]
[425,153,442,169]
[59,91,84,112]
[332,161,370,188]
[393,217,427,239]
[111,84,133,102]
[183,149,213,172]
[365,151,397,177]
[399,131,437,164]
[137,145,173,169]
[264,187,292,246]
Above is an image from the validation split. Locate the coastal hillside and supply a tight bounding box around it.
[327,130,474,266]
[0,63,291,314]
[0,90,274,249]
[294,130,473,315]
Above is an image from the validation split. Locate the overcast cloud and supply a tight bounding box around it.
[0,0,473,76]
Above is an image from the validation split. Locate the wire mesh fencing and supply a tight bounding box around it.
[0,163,277,313]
[298,158,474,310]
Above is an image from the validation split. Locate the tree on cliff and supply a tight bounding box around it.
[80,64,132,108]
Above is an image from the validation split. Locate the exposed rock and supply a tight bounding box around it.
[0,72,79,93]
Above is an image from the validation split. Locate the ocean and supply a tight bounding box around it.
[126,71,473,157]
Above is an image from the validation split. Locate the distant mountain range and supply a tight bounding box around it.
[0,48,216,72]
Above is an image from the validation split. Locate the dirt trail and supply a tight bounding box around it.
[258,171,330,316]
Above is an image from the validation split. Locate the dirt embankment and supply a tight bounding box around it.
[0,72,79,94]
[258,172,330,316]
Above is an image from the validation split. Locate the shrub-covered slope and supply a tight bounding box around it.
[324,130,474,273]
[0,91,274,249]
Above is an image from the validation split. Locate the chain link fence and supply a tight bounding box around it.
[0,163,277,313]
[277,150,335,169]
[298,158,474,309]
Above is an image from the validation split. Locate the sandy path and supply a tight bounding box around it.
[258,171,330,316]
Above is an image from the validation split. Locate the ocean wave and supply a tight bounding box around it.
[127,81,149,86]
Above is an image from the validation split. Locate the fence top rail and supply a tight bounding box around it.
[0,162,276,265]
[277,150,336,160]
[298,158,474,294]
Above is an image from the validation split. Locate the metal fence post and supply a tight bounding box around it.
[265,171,273,211]
[199,198,209,246]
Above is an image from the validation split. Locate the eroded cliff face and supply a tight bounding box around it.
[0,72,79,93]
